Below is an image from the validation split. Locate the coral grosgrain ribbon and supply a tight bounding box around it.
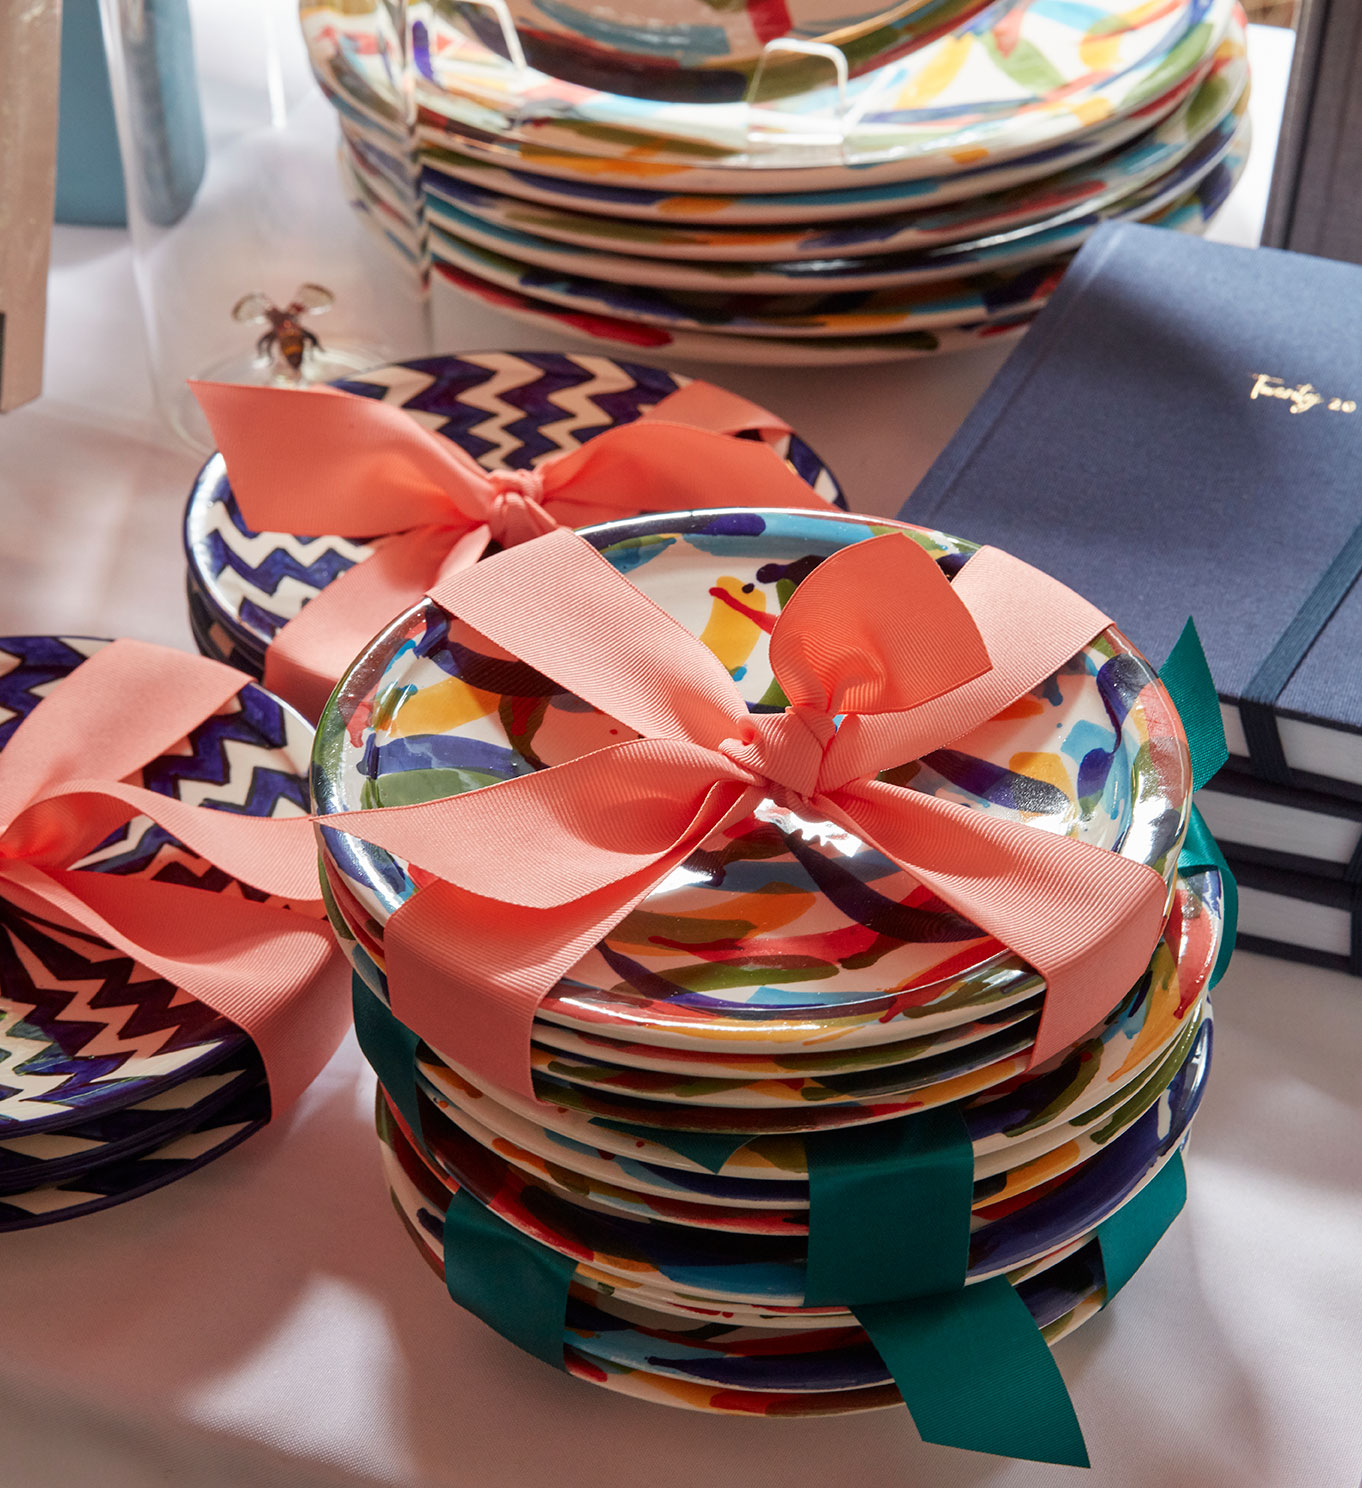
[325,528,1173,1104]
[0,641,345,1111]
[192,379,833,722]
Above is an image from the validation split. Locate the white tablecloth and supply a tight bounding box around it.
[4,24,1361,1488]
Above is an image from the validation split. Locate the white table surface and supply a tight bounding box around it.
[5,23,1362,1488]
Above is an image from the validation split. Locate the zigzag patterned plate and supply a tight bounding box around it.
[0,1041,265,1194]
[0,1073,272,1231]
[183,351,844,672]
[0,636,313,1132]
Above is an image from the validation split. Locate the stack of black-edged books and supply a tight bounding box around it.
[902,221,1362,976]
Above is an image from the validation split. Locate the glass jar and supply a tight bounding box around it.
[99,0,430,451]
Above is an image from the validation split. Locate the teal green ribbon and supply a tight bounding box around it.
[804,1106,973,1306]
[1179,808,1237,987]
[443,1185,576,1369]
[856,1277,1090,1468]
[592,1108,974,1304]
[1158,619,1238,986]
[357,976,580,1368]
[356,981,578,1368]
[352,974,425,1143]
[1095,1150,1186,1301]
[853,1145,1187,1467]
[1160,619,1228,788]
[587,1117,752,1173]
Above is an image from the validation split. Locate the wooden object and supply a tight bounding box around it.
[0,0,64,411]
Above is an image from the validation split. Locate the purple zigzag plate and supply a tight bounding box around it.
[0,1073,271,1231]
[182,350,845,670]
[0,1040,265,1194]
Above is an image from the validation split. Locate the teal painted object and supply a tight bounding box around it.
[119,0,206,227]
[55,0,126,226]
[58,0,207,229]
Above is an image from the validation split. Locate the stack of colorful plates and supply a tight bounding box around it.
[314,507,1225,1416]
[0,638,316,1228]
[182,349,843,681]
[301,0,1249,365]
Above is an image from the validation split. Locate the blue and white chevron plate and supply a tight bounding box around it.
[0,636,312,1132]
[183,350,845,672]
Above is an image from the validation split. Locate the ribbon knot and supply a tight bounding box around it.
[486,470,557,547]
[718,708,832,813]
[326,526,1182,1104]
[191,377,835,723]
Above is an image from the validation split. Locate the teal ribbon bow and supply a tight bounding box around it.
[1159,619,1238,985]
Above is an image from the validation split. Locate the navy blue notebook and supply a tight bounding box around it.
[1230,856,1361,976]
[904,222,1362,803]
[1199,768,1362,881]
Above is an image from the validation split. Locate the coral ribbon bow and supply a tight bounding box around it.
[0,640,346,1112]
[192,378,833,724]
[325,528,1175,1104]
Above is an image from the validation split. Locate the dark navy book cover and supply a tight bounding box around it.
[904,222,1362,798]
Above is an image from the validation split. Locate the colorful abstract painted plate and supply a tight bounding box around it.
[513,861,1215,1080]
[424,109,1246,295]
[570,1242,1099,1387]
[530,998,1040,1079]
[340,147,427,272]
[340,116,422,208]
[383,1017,1207,1306]
[301,1,410,139]
[410,44,1217,226]
[0,1074,271,1232]
[494,906,1211,1109]
[351,874,1215,1194]
[555,1217,1106,1390]
[409,1019,1180,1217]
[184,353,842,668]
[305,0,984,114]
[417,28,1246,252]
[416,953,1204,1137]
[419,982,1208,1214]
[409,0,1233,187]
[457,0,983,103]
[381,1117,1109,1400]
[602,1222,1094,1328]
[392,1086,1112,1334]
[409,1007,1202,1233]
[0,637,313,1133]
[342,133,423,237]
[499,1016,1035,1118]
[429,216,1072,336]
[340,152,428,273]
[545,1230,1094,1331]
[430,259,1037,364]
[408,862,1219,1166]
[317,509,1191,1055]
[559,1245,1104,1395]
[386,1079,1095,1293]
[428,132,1244,335]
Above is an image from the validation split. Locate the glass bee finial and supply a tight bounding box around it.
[231,283,336,383]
